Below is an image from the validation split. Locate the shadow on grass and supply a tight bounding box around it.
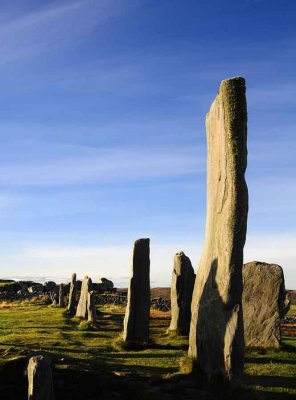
[245,357,296,365]
[253,390,296,400]
[246,375,296,390]
[149,342,188,351]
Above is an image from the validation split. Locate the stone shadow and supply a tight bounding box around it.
[196,257,243,382]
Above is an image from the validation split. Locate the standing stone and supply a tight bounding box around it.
[49,287,58,306]
[169,252,195,334]
[76,276,92,319]
[58,284,64,307]
[189,77,248,382]
[87,291,97,324]
[67,273,77,315]
[123,238,150,344]
[28,355,54,400]
[242,261,290,348]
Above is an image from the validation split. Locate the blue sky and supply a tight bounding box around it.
[0,0,295,288]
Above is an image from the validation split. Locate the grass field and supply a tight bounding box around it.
[0,300,295,399]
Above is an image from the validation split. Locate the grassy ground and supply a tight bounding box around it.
[0,300,295,399]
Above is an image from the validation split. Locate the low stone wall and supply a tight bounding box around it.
[94,294,170,312]
[0,291,171,312]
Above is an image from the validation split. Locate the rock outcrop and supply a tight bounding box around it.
[97,278,114,291]
[169,252,195,334]
[189,77,248,382]
[243,261,290,348]
[27,355,54,400]
[123,238,150,344]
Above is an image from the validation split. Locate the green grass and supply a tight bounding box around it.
[0,300,295,399]
[287,304,296,316]
[0,281,15,288]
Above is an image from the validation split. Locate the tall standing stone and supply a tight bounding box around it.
[76,276,92,319]
[28,355,54,400]
[123,238,150,344]
[169,251,195,334]
[67,273,77,315]
[87,291,97,325]
[189,77,248,382]
[242,261,290,348]
[58,284,64,307]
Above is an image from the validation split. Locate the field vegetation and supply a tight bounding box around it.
[0,299,295,399]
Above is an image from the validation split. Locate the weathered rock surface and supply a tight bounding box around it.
[123,238,150,344]
[58,284,64,307]
[87,291,97,324]
[67,273,77,315]
[169,252,195,334]
[27,355,54,400]
[189,77,248,382]
[76,276,93,319]
[97,277,114,291]
[243,261,290,348]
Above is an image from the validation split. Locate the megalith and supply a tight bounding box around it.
[58,284,64,307]
[87,291,97,324]
[242,261,290,348]
[28,355,54,400]
[189,77,248,382]
[123,238,150,344]
[169,251,195,334]
[76,276,92,319]
[67,273,77,315]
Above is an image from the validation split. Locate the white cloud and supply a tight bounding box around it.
[244,233,296,289]
[0,233,294,288]
[0,242,202,288]
[0,0,136,66]
[0,143,201,187]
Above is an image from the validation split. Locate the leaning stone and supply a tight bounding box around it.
[242,261,290,348]
[76,276,92,319]
[123,238,150,344]
[87,291,97,324]
[67,273,77,315]
[27,354,54,400]
[169,251,195,334]
[189,77,248,382]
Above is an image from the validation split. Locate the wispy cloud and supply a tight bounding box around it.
[0,0,135,66]
[0,141,201,187]
[0,232,295,288]
[0,241,202,287]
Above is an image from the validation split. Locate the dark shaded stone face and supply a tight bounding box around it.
[27,355,54,400]
[87,290,97,324]
[243,261,290,348]
[67,273,77,315]
[169,251,195,335]
[123,238,150,344]
[189,77,248,382]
